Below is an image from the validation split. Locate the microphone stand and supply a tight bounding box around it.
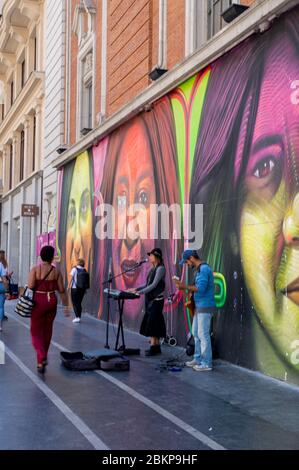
[102,261,144,350]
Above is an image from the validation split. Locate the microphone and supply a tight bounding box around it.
[137,258,148,266]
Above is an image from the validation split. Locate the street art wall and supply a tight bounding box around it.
[58,6,299,385]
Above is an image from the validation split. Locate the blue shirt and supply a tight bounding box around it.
[193,263,216,313]
[0,264,6,278]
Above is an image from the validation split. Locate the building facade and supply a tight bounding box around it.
[0,0,66,285]
[0,0,45,286]
[55,0,299,386]
[42,0,66,239]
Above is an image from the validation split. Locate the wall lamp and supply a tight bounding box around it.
[221,3,249,23]
[149,66,168,81]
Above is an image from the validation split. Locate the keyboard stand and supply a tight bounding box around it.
[115,299,140,355]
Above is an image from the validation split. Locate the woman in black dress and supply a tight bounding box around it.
[134,248,166,356]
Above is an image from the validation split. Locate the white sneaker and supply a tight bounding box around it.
[185,359,199,367]
[72,318,81,323]
[193,365,213,372]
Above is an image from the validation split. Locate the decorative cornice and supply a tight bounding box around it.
[0,71,44,139]
[19,0,41,21]
[9,25,28,44]
[0,51,15,67]
[72,3,85,35]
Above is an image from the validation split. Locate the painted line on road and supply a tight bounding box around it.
[5,344,109,451]
[8,313,226,450]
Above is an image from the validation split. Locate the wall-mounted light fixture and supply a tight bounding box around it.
[221,3,249,23]
[149,66,168,81]
[81,127,92,136]
[56,145,68,155]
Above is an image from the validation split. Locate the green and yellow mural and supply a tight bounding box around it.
[58,6,299,384]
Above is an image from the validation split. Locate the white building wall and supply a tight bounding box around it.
[43,0,66,234]
[1,173,42,286]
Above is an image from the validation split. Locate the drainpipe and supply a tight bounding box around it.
[157,0,167,69]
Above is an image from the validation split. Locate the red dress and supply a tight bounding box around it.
[30,279,58,364]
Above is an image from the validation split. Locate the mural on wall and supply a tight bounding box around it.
[58,6,299,384]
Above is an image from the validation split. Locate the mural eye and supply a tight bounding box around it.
[80,190,90,222]
[253,158,275,179]
[68,204,76,228]
[138,190,148,206]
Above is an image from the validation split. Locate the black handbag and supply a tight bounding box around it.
[15,287,35,318]
[15,267,54,318]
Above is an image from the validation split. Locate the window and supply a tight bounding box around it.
[9,144,13,190]
[80,51,93,133]
[21,59,26,88]
[3,223,8,255]
[34,36,37,70]
[20,130,25,181]
[87,81,92,129]
[81,80,93,131]
[207,0,234,39]
[32,115,36,172]
[10,80,14,107]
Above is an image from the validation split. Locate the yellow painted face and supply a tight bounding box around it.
[66,151,92,277]
[239,42,299,372]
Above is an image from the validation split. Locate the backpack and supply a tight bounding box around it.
[76,267,90,290]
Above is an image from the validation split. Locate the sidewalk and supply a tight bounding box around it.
[1,300,299,450]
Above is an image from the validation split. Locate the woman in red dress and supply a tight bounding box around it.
[28,246,70,373]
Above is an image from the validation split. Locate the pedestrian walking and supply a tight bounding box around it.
[0,250,13,322]
[0,262,9,332]
[27,245,70,373]
[68,258,89,323]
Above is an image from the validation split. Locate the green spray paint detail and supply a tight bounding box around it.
[189,70,210,180]
[171,69,211,211]
[214,272,227,308]
[171,98,187,207]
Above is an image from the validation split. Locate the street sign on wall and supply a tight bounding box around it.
[21,204,39,217]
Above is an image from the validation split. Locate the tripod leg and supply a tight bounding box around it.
[120,299,126,350]
[105,295,111,349]
[115,299,125,351]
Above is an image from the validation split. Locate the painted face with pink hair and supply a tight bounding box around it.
[112,121,156,320]
[240,36,299,372]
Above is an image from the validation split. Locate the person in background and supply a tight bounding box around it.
[131,248,166,356]
[68,258,88,323]
[0,250,13,321]
[0,262,9,332]
[175,250,216,372]
[27,245,70,373]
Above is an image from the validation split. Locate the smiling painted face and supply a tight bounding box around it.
[112,121,156,319]
[66,152,92,278]
[239,39,299,371]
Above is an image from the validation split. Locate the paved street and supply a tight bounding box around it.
[1,301,299,451]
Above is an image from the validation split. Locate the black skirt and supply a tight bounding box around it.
[140,298,166,338]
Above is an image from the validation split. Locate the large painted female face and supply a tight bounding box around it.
[66,151,92,277]
[112,121,156,319]
[239,38,299,371]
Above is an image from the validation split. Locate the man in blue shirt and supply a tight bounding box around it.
[175,249,216,371]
